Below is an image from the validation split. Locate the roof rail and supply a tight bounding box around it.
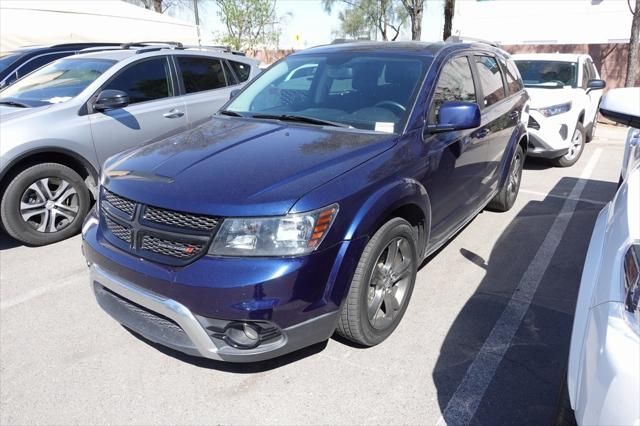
[79,46,125,53]
[331,38,371,44]
[445,35,499,47]
[182,45,246,56]
[121,41,184,49]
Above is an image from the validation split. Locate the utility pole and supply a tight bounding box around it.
[193,0,202,47]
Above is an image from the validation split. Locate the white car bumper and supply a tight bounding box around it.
[527,110,574,159]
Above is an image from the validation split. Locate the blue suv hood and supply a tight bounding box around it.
[103,116,395,217]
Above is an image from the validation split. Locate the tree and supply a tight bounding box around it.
[442,0,455,40]
[215,0,280,51]
[626,0,640,86]
[400,0,424,40]
[124,0,184,14]
[324,0,407,41]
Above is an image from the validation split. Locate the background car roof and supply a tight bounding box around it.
[512,53,587,62]
[72,47,259,64]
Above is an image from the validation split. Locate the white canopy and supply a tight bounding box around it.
[0,0,199,52]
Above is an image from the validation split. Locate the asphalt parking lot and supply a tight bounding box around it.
[0,124,628,425]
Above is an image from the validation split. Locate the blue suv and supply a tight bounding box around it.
[82,40,529,362]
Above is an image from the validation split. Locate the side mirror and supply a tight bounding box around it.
[599,87,640,128]
[586,79,606,93]
[229,89,241,100]
[94,90,129,111]
[425,101,481,134]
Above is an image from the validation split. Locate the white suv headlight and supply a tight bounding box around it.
[208,204,338,257]
[536,102,572,117]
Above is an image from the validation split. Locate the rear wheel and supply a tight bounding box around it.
[553,123,585,167]
[487,144,524,212]
[0,163,90,246]
[337,218,418,346]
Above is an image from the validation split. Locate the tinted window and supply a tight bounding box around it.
[581,62,590,89]
[500,58,523,94]
[223,61,238,85]
[0,52,24,73]
[16,52,72,78]
[229,60,251,82]
[475,56,506,107]
[104,58,171,104]
[429,56,476,124]
[177,56,226,93]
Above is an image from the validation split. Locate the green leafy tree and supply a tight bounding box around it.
[215,0,280,50]
[324,0,407,41]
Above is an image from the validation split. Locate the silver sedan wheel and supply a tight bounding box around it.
[19,178,79,233]
[563,127,584,161]
[367,237,414,330]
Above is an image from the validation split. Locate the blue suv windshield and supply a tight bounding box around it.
[226,53,431,133]
[0,58,115,107]
[514,60,578,88]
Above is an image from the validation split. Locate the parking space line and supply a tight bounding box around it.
[436,148,603,426]
[0,279,79,311]
[519,189,608,207]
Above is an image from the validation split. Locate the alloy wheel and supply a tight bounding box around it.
[563,128,584,161]
[19,177,79,233]
[367,237,414,330]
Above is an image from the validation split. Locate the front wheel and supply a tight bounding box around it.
[553,123,585,167]
[1,163,90,246]
[337,218,418,346]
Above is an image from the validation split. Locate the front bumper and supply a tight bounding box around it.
[82,210,366,362]
[526,111,573,159]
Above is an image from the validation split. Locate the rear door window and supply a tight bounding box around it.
[228,60,252,82]
[177,56,227,94]
[104,57,172,104]
[500,58,523,94]
[428,56,476,124]
[474,55,506,107]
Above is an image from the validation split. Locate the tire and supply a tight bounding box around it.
[553,123,585,167]
[553,375,577,426]
[585,118,597,143]
[0,163,90,246]
[487,144,524,212]
[337,218,418,346]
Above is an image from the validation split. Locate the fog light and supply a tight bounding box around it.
[224,322,260,349]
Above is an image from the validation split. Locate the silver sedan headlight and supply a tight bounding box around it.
[208,204,339,257]
[536,102,572,117]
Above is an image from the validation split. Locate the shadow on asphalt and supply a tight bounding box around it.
[433,177,617,425]
[524,157,555,170]
[0,233,21,250]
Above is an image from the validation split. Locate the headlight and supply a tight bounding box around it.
[536,102,572,117]
[623,244,640,317]
[208,204,338,257]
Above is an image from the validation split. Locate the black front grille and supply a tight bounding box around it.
[141,234,205,259]
[99,188,219,266]
[143,206,219,231]
[105,216,132,243]
[103,189,135,218]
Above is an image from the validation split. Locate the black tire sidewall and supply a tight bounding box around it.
[505,144,524,209]
[356,219,418,345]
[0,163,90,246]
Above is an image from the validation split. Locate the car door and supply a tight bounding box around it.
[584,58,603,126]
[422,54,491,244]
[173,55,235,128]
[88,56,189,165]
[472,54,515,191]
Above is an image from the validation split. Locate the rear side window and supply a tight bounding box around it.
[228,60,251,82]
[177,56,226,94]
[474,55,506,107]
[104,57,171,104]
[429,56,476,124]
[500,58,523,94]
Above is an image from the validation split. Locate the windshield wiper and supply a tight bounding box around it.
[0,100,29,108]
[251,113,352,128]
[218,109,244,117]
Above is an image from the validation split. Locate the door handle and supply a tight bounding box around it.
[508,111,520,120]
[163,109,184,119]
[476,128,491,138]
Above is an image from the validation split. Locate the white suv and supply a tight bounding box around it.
[513,53,605,167]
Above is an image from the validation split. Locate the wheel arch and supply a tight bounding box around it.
[0,147,98,200]
[345,178,432,258]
